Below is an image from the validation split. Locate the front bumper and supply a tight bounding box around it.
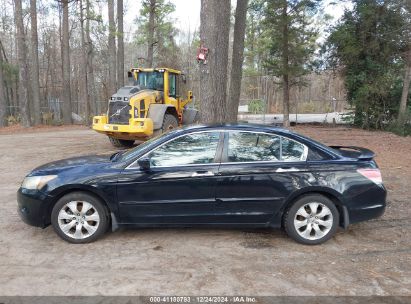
[17,188,53,228]
[92,116,154,139]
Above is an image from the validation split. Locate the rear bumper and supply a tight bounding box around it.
[348,202,386,224]
[346,184,387,224]
[17,188,53,228]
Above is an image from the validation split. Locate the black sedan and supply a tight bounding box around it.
[17,124,386,244]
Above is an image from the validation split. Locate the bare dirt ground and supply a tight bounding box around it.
[0,125,410,296]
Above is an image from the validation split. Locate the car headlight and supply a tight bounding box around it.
[21,175,57,190]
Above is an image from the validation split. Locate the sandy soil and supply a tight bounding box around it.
[0,125,410,296]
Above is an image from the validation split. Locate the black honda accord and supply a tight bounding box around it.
[17,124,386,244]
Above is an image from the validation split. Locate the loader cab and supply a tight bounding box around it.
[134,70,164,92]
[127,68,185,103]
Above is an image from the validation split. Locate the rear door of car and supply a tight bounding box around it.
[116,131,224,224]
[214,130,309,224]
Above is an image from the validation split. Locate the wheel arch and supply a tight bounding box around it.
[165,106,178,119]
[148,104,178,130]
[279,187,349,229]
[46,185,117,227]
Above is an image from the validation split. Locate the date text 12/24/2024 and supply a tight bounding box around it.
[149,297,257,303]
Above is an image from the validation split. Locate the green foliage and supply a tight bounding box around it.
[325,0,409,129]
[386,117,411,136]
[262,0,321,83]
[243,0,269,75]
[7,115,19,126]
[248,99,265,114]
[0,61,18,85]
[135,0,178,66]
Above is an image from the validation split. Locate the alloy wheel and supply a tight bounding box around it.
[293,202,333,241]
[57,201,100,240]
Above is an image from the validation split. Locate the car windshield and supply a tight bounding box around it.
[115,135,162,162]
[116,129,181,162]
[135,71,164,91]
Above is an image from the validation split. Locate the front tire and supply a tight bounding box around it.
[153,113,179,137]
[284,194,339,245]
[51,192,109,244]
[108,137,135,148]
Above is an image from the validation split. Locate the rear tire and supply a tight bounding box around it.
[108,137,135,148]
[51,192,109,244]
[284,194,339,245]
[153,113,178,137]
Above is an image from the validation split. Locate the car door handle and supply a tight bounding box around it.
[276,167,300,172]
[191,171,214,177]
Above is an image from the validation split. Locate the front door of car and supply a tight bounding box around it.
[215,131,309,224]
[117,131,223,224]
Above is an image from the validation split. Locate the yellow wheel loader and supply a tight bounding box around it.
[92,68,198,148]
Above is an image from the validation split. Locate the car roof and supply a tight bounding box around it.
[172,123,339,159]
[178,123,292,134]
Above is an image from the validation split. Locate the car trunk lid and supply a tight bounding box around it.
[329,146,375,160]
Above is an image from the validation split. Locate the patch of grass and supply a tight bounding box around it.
[385,119,411,136]
[7,115,19,125]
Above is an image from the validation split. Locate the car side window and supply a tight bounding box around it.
[147,132,220,167]
[281,137,306,161]
[228,132,281,162]
[227,132,307,163]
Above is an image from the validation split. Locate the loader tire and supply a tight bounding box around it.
[153,114,178,137]
[108,137,135,148]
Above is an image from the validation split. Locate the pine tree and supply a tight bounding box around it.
[326,0,407,129]
[263,0,321,127]
[137,0,177,67]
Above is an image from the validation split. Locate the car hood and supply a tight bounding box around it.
[32,154,113,173]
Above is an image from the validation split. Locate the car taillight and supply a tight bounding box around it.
[357,168,382,185]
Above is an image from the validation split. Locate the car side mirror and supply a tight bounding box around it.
[138,157,151,171]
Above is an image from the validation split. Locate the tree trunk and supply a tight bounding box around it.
[398,49,411,122]
[0,49,7,127]
[30,0,41,125]
[14,0,31,127]
[86,0,97,115]
[108,0,117,95]
[246,13,255,70]
[282,74,290,126]
[147,0,156,67]
[281,0,290,127]
[227,0,248,122]
[79,0,89,124]
[117,0,124,87]
[199,0,231,123]
[61,0,72,124]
